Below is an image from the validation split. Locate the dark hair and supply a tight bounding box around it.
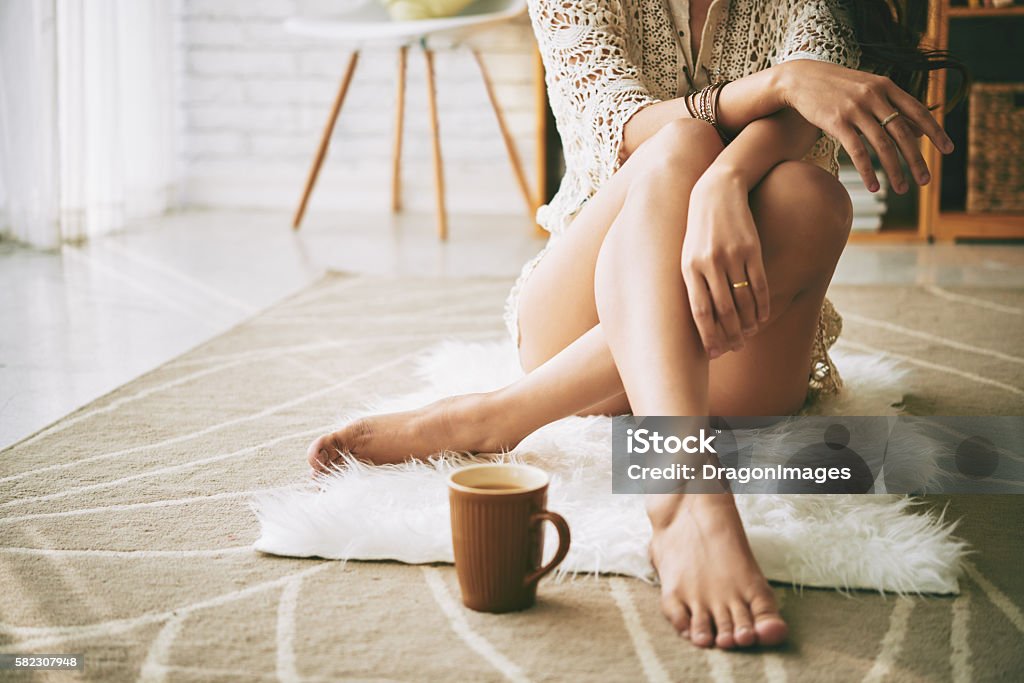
[842,0,970,110]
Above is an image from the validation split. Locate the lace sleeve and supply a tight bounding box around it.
[772,0,861,175]
[774,0,860,70]
[526,0,660,184]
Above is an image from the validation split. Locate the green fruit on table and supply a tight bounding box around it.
[379,0,477,21]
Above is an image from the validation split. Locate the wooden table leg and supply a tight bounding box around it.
[472,49,533,214]
[423,48,447,241]
[391,45,407,213]
[292,50,360,230]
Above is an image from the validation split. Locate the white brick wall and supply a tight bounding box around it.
[177,0,541,217]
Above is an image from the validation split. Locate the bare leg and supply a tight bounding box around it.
[307,121,713,467]
[593,126,713,415]
[307,122,852,651]
[512,133,850,648]
[306,326,621,466]
[308,124,850,468]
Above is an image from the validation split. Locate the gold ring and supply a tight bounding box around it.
[731,280,750,289]
[879,111,901,127]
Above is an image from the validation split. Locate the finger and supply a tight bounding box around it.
[835,123,879,192]
[885,115,930,185]
[728,267,758,336]
[684,270,724,358]
[706,268,744,352]
[857,113,907,193]
[886,86,954,153]
[904,118,924,138]
[713,321,731,359]
[745,255,771,324]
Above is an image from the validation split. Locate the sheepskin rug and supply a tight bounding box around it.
[251,340,967,594]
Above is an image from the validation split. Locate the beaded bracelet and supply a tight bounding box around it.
[684,82,733,145]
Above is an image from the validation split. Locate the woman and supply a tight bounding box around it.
[308,0,962,650]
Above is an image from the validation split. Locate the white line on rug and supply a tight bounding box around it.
[0,428,324,511]
[0,487,301,525]
[3,356,257,460]
[762,590,787,683]
[286,275,510,309]
[276,573,305,683]
[608,577,671,683]
[167,339,350,369]
[964,562,1024,634]
[153,665,343,683]
[704,647,735,683]
[0,563,331,653]
[841,312,1024,365]
[279,281,509,317]
[251,312,503,327]
[280,277,370,308]
[861,599,914,683]
[280,296,503,319]
[0,351,418,495]
[0,546,253,558]
[836,340,1024,396]
[6,330,502,474]
[950,590,972,683]
[421,566,530,683]
[138,611,189,683]
[923,286,1023,316]
[165,331,502,370]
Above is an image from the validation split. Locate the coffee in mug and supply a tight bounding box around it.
[448,463,571,613]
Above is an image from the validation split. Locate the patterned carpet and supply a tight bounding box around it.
[1,273,1022,682]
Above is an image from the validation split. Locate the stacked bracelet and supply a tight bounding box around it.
[684,82,733,145]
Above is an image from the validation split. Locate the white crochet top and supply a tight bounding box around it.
[519,0,861,396]
[527,0,860,236]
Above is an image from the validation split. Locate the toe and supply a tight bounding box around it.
[689,607,714,648]
[660,593,690,636]
[308,432,346,473]
[730,601,757,648]
[751,590,788,646]
[306,435,330,471]
[754,616,788,646]
[712,606,735,649]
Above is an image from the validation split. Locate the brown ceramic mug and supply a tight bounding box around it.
[448,463,571,613]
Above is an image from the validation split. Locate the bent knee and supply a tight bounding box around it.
[630,119,725,176]
[755,161,852,260]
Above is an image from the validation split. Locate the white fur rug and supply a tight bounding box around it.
[251,340,967,594]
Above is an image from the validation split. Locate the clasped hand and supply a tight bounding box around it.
[682,60,954,359]
[682,170,768,360]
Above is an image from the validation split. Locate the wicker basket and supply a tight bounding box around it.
[967,83,1024,213]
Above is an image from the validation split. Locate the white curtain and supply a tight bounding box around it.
[0,0,178,248]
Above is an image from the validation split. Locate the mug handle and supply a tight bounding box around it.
[523,511,571,586]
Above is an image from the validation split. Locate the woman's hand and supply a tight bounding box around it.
[775,59,955,195]
[682,167,770,360]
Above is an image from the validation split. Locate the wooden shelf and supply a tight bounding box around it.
[914,1,1024,241]
[747,1,1024,244]
[934,211,1024,239]
[848,229,921,244]
[947,6,1024,18]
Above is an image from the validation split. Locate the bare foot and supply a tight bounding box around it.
[307,393,521,472]
[648,493,787,649]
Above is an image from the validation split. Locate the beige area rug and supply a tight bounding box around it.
[1,274,1022,682]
